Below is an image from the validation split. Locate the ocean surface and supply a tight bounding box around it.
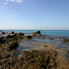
[0,30,69,38]
[0,30,69,53]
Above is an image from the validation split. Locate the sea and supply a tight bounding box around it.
[0,30,69,55]
[0,30,69,38]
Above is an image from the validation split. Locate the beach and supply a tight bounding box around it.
[0,30,69,69]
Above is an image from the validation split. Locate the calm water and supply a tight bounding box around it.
[0,30,69,52]
[1,30,69,38]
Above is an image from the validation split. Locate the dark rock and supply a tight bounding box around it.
[6,34,17,38]
[11,31,14,34]
[9,42,19,50]
[0,37,5,44]
[24,35,32,39]
[6,35,12,38]
[2,32,5,34]
[18,33,24,36]
[36,30,41,34]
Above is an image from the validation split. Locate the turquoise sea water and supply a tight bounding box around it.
[1,30,69,38]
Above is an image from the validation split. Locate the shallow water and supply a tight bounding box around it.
[13,36,69,52]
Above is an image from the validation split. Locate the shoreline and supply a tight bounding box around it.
[0,31,69,69]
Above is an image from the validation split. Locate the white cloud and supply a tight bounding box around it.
[5,0,25,4]
[16,0,24,3]
[10,0,14,1]
[4,2,7,4]
[6,0,9,1]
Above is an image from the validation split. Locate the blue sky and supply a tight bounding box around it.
[0,0,69,30]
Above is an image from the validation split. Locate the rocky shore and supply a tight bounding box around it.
[0,31,69,69]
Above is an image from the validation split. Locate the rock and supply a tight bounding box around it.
[24,35,32,39]
[11,31,14,34]
[2,32,5,34]
[0,37,5,44]
[36,30,41,34]
[48,37,54,40]
[18,33,24,36]
[37,34,41,36]
[62,38,69,42]
[32,31,41,36]
[7,32,14,34]
[9,42,19,50]
[6,34,17,38]
[6,35,12,38]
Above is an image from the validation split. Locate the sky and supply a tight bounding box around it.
[0,0,69,30]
